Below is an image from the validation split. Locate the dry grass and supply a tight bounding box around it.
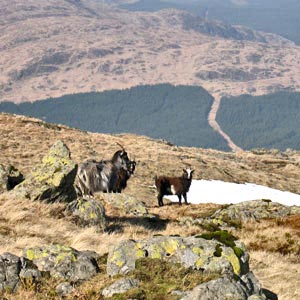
[2,113,300,298]
[250,251,300,300]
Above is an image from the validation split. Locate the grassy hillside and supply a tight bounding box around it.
[1,113,300,299]
[0,84,229,151]
[216,91,300,150]
[121,0,300,44]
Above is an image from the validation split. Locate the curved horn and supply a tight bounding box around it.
[116,142,125,151]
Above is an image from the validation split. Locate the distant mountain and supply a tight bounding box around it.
[120,0,300,44]
[1,0,299,104]
[0,84,229,150]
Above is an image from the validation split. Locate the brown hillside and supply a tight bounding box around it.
[1,113,300,299]
[2,113,300,199]
[1,0,300,103]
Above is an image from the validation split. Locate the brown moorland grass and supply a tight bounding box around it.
[1,113,300,299]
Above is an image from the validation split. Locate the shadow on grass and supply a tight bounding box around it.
[262,288,278,300]
[106,214,170,233]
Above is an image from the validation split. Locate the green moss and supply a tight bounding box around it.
[109,258,220,300]
[233,246,244,258]
[197,231,238,249]
[213,244,222,257]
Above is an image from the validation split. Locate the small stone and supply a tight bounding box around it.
[102,278,139,297]
[56,282,75,296]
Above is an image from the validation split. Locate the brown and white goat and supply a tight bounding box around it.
[155,168,194,206]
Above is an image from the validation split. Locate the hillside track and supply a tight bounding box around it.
[208,96,243,152]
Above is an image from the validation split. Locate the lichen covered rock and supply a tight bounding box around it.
[102,278,139,297]
[23,244,99,283]
[67,198,106,230]
[212,199,300,221]
[181,275,265,300]
[12,141,77,202]
[179,200,300,230]
[0,253,21,292]
[106,235,266,299]
[0,164,24,193]
[56,282,75,296]
[107,235,248,277]
[104,193,148,216]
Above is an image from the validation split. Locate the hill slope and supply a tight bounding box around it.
[0,84,229,150]
[1,113,300,299]
[1,0,300,103]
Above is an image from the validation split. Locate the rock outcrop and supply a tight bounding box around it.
[0,253,22,292]
[67,198,106,230]
[102,278,139,297]
[104,193,148,216]
[181,275,265,300]
[107,235,248,277]
[12,141,77,202]
[23,244,99,283]
[180,199,300,230]
[0,164,24,193]
[212,199,300,221]
[106,234,266,299]
[0,253,41,292]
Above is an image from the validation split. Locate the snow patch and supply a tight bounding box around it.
[165,180,300,206]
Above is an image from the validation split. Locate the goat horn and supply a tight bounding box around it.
[116,142,125,151]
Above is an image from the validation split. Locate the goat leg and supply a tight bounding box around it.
[178,194,182,205]
[158,194,164,207]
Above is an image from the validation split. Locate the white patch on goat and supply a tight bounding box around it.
[171,185,176,195]
[186,168,192,179]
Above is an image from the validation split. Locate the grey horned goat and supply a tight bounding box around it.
[74,145,135,198]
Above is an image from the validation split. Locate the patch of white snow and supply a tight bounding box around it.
[165,180,300,206]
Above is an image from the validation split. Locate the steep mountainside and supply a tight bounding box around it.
[1,0,300,103]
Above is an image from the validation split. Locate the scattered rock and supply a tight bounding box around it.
[106,235,268,299]
[67,198,106,230]
[107,235,248,277]
[0,253,21,292]
[104,193,148,216]
[0,164,24,192]
[56,282,75,296]
[12,141,77,202]
[23,244,99,283]
[211,199,300,221]
[181,275,265,300]
[179,200,300,230]
[102,278,139,297]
